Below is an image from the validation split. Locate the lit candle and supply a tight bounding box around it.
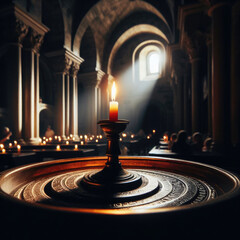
[74,144,78,150]
[81,141,84,145]
[66,141,69,145]
[109,81,118,121]
[14,140,17,145]
[56,145,61,151]
[9,143,12,148]
[2,149,6,154]
[122,133,127,138]
[17,145,21,152]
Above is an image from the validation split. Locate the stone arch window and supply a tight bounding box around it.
[138,44,165,81]
[147,51,161,75]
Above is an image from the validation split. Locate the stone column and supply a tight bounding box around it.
[55,72,66,138]
[99,73,109,120]
[22,29,44,143]
[190,57,202,133]
[54,57,72,138]
[46,49,83,138]
[34,52,40,139]
[184,34,203,133]
[5,19,28,141]
[209,1,232,150]
[206,37,212,136]
[78,70,105,135]
[183,68,191,133]
[70,62,80,138]
[65,73,70,137]
[231,0,240,150]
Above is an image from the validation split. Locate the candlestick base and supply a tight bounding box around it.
[81,120,142,192]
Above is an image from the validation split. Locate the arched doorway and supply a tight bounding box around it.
[39,107,54,137]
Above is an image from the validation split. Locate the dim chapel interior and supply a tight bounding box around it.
[0,0,239,162]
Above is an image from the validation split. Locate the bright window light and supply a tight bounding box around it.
[147,51,161,74]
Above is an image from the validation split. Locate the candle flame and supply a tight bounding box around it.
[111,81,116,101]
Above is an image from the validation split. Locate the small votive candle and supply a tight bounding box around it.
[80,141,84,145]
[14,140,17,145]
[96,139,98,143]
[56,145,61,151]
[9,143,12,148]
[153,129,156,134]
[66,141,69,145]
[122,133,127,138]
[74,144,78,150]
[0,144,4,149]
[17,145,21,151]
[2,149,6,154]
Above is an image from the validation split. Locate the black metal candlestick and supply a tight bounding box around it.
[81,119,142,192]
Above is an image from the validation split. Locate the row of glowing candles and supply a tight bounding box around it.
[1,141,21,154]
[39,134,104,145]
[0,130,158,154]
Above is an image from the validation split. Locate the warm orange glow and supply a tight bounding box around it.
[66,141,69,145]
[163,135,168,142]
[17,145,21,151]
[2,149,6,154]
[0,144,4,149]
[56,145,61,151]
[153,129,156,134]
[81,141,84,145]
[109,81,118,121]
[9,143,12,148]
